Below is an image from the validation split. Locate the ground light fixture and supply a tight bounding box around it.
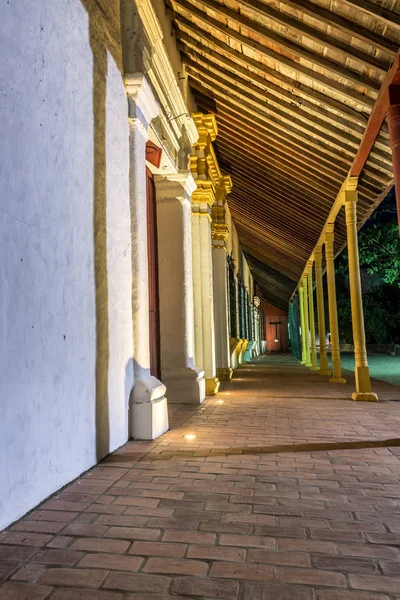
[216,400,224,404]
[184,434,196,440]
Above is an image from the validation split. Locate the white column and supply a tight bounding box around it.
[200,214,219,393]
[154,172,206,404]
[212,246,232,380]
[191,214,203,369]
[192,204,219,395]
[125,73,168,440]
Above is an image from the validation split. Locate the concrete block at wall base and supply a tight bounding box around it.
[162,367,206,404]
[132,377,169,440]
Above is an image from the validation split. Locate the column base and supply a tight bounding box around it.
[131,376,169,440]
[329,377,347,384]
[217,367,233,381]
[318,369,332,376]
[240,340,249,364]
[352,392,379,402]
[162,366,206,404]
[230,338,243,370]
[206,376,220,395]
[244,340,256,362]
[305,361,312,367]
[309,365,319,371]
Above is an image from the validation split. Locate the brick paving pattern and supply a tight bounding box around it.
[1,355,400,599]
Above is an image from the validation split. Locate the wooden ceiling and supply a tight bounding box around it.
[165,0,398,306]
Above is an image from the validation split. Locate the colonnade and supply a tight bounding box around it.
[290,178,378,402]
[189,113,263,394]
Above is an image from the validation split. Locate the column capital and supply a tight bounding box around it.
[306,258,314,271]
[212,223,230,247]
[154,171,197,201]
[344,176,358,192]
[325,223,335,247]
[314,246,323,270]
[219,175,233,199]
[192,112,218,142]
[125,73,160,130]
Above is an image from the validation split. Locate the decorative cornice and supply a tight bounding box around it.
[192,113,218,142]
[211,223,230,243]
[190,113,226,205]
[124,0,198,168]
[192,181,215,209]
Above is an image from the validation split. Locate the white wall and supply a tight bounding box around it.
[0,0,133,529]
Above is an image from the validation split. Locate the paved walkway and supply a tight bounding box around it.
[2,355,400,600]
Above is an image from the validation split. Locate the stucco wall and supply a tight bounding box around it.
[0,0,132,529]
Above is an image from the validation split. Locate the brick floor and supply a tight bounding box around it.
[1,354,400,599]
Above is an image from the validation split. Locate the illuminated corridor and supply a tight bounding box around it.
[2,356,400,599]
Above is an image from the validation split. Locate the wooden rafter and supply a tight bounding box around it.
[165,0,398,307]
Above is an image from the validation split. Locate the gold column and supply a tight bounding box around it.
[302,274,311,367]
[325,224,346,384]
[343,181,378,401]
[314,246,331,376]
[298,285,307,364]
[307,260,318,370]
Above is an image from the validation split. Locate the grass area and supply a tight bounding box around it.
[327,352,400,387]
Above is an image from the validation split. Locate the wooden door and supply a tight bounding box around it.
[146,167,161,379]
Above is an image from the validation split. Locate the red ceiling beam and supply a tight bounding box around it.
[351,50,400,178]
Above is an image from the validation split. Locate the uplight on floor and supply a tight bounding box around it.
[216,400,224,404]
[184,434,196,440]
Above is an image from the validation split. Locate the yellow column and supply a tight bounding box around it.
[343,181,378,402]
[302,274,311,367]
[325,224,346,384]
[298,285,307,364]
[307,260,318,370]
[314,246,331,376]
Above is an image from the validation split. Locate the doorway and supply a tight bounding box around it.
[146,167,161,379]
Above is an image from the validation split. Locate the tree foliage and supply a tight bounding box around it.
[331,192,400,344]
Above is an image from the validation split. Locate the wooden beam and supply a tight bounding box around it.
[173,15,369,126]
[281,0,398,57]
[186,63,394,172]
[221,144,373,218]
[218,152,335,220]
[217,136,338,205]
[172,0,382,94]
[211,106,349,183]
[217,123,342,197]
[342,0,400,31]
[192,82,352,177]
[222,170,328,234]
[351,51,400,177]
[167,0,376,108]
[238,0,389,73]
[215,114,345,187]
[290,55,400,299]
[179,38,369,138]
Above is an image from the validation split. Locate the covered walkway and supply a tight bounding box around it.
[2,356,400,599]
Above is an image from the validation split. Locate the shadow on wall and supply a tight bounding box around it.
[81,0,112,461]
